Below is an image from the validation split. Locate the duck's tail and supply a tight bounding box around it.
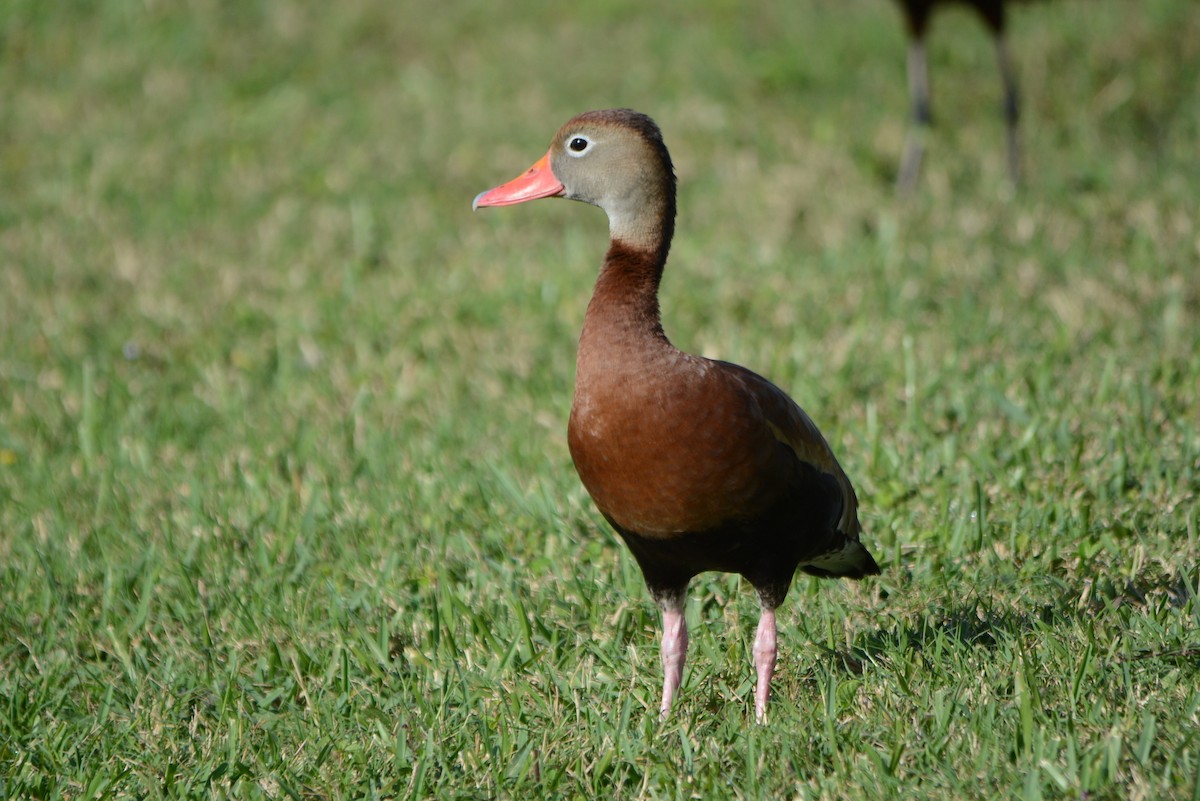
[799,538,881,580]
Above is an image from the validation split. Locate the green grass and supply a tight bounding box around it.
[2,0,1198,797]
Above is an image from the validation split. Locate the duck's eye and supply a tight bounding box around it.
[566,135,592,157]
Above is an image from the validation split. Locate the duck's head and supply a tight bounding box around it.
[474,109,676,250]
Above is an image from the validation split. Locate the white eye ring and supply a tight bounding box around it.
[565,134,593,157]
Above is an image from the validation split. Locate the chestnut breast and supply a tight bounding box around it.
[568,348,793,538]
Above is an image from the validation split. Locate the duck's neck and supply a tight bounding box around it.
[588,239,665,331]
[580,191,676,348]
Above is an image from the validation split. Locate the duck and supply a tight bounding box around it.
[473,109,879,722]
[892,0,1028,192]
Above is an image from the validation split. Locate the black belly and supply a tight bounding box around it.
[600,461,844,610]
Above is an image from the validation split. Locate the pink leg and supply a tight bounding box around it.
[752,607,777,723]
[659,606,688,718]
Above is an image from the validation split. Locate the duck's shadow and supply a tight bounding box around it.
[816,566,1197,676]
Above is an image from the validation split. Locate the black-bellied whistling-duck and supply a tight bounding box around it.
[473,109,879,722]
[893,0,1027,191]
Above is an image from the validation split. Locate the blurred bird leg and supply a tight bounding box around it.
[898,39,931,194]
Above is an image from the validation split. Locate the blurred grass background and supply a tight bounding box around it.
[1,0,1198,798]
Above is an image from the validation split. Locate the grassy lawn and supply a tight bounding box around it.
[2,0,1198,797]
